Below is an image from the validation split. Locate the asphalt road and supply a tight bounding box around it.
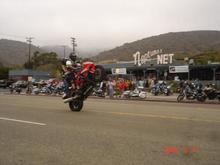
[0,95,220,165]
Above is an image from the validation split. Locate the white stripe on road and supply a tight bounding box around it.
[0,117,46,126]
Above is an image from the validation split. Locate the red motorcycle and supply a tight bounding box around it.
[63,61,105,111]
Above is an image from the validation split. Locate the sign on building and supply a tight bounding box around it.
[169,66,189,73]
[111,68,127,75]
[133,49,174,66]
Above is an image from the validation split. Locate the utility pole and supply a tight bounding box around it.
[71,37,77,55]
[61,45,66,58]
[26,37,34,69]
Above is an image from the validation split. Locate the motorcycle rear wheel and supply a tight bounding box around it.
[177,94,184,102]
[69,99,84,112]
[95,65,106,82]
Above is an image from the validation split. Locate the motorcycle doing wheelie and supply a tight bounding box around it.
[62,61,106,111]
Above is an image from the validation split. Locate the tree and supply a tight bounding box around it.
[23,52,61,77]
[0,67,10,79]
[193,51,220,64]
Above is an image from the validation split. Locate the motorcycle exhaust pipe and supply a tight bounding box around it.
[63,97,74,103]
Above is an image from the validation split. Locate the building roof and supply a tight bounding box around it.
[101,59,186,70]
[101,60,220,72]
[9,69,50,76]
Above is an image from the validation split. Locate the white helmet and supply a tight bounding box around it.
[66,60,72,66]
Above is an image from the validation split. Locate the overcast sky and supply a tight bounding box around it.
[0,0,220,53]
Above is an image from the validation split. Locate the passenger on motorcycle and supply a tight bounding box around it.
[73,60,96,98]
[61,53,79,99]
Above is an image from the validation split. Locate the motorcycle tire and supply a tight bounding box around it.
[95,65,106,82]
[154,92,159,96]
[177,94,184,102]
[196,95,207,102]
[69,99,84,112]
[164,92,169,96]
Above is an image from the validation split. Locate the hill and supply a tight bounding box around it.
[0,39,43,66]
[94,30,220,63]
[0,39,100,67]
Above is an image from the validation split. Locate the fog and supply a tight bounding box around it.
[0,0,220,54]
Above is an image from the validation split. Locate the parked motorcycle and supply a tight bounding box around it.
[123,87,146,99]
[92,82,105,97]
[151,83,160,96]
[9,84,22,94]
[151,81,172,96]
[163,84,172,96]
[177,81,206,102]
[40,85,53,94]
[53,83,64,95]
[93,88,105,97]
[203,84,220,101]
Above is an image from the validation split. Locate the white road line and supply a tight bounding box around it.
[0,117,46,126]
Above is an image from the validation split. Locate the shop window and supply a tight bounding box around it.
[190,68,213,80]
[216,68,220,80]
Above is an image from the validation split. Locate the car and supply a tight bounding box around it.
[0,80,7,88]
[6,80,15,87]
[14,80,28,88]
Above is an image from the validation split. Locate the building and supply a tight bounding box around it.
[101,60,220,87]
[9,69,51,81]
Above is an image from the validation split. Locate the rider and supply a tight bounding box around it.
[61,53,78,99]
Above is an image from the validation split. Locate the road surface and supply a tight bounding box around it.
[0,94,220,165]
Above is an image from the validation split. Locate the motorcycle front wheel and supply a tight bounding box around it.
[69,99,84,112]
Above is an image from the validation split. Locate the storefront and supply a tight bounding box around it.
[102,62,220,86]
[103,62,220,79]
[9,69,51,81]
[101,50,220,88]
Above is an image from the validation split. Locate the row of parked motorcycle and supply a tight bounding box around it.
[8,78,220,104]
[9,80,65,95]
[92,81,172,99]
[177,81,220,102]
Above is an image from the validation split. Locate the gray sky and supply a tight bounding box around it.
[0,0,220,53]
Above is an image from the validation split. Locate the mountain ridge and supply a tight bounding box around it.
[94,30,220,62]
[0,39,43,66]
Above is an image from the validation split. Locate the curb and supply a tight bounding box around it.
[2,92,220,105]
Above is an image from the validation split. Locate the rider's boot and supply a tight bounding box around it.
[72,88,82,99]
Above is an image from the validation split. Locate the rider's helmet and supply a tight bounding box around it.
[69,53,77,62]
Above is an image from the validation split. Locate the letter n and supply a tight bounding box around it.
[157,55,163,64]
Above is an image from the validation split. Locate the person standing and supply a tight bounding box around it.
[108,78,114,99]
